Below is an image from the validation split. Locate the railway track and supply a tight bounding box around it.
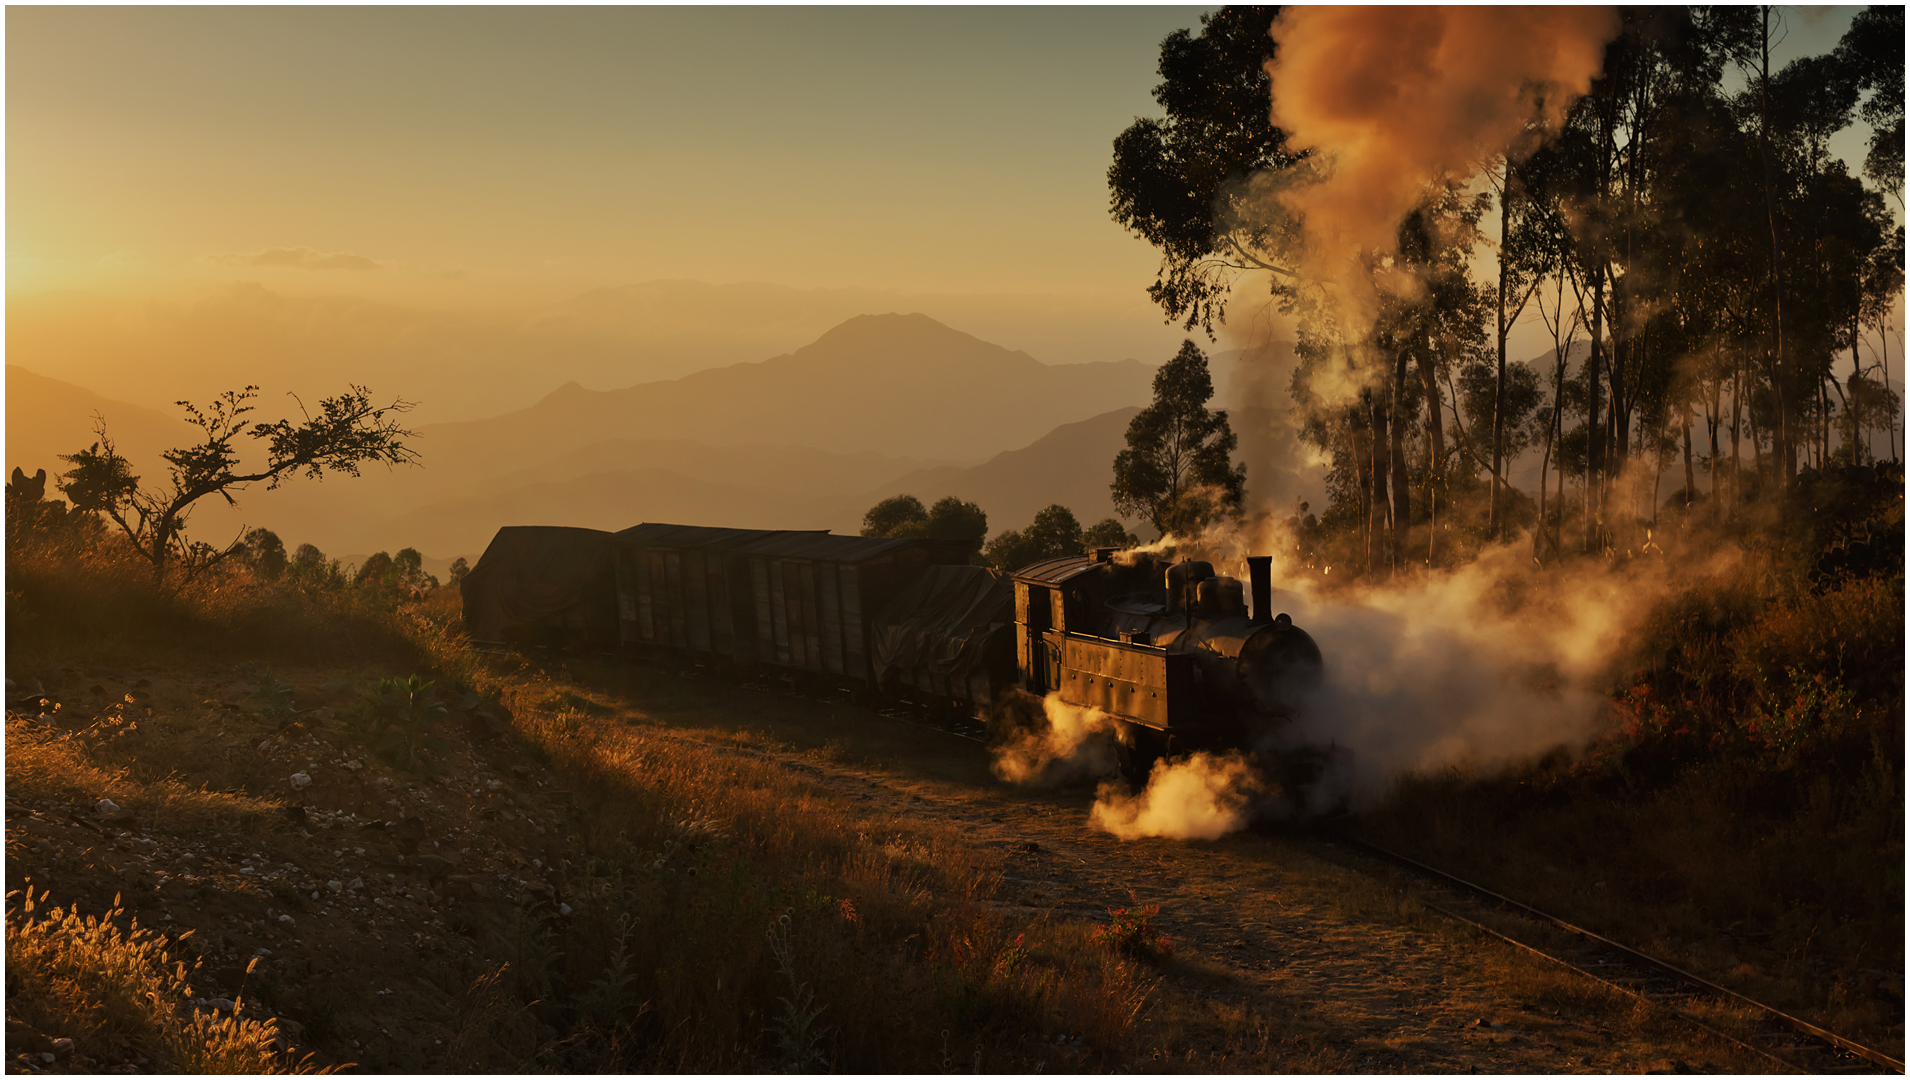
[1333,833,1904,1075]
[537,648,1900,1071]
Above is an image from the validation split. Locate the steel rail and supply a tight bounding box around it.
[1417,896,1803,1074]
[1337,833,1905,1074]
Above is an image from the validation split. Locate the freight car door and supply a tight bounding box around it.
[838,566,867,679]
[817,563,845,675]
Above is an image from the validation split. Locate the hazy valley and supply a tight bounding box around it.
[8,312,1174,563]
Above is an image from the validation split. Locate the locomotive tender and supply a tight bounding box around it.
[462,522,1323,771]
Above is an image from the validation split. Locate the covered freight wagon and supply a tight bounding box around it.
[460,525,619,646]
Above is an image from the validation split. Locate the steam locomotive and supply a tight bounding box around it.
[461,523,1324,778]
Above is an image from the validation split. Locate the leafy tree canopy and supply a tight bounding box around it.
[861,494,988,560]
[1835,4,1904,198]
[1083,518,1140,550]
[861,494,927,538]
[240,527,288,580]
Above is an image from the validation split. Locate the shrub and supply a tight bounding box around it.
[1090,893,1173,960]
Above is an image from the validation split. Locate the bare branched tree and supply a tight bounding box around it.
[58,384,418,583]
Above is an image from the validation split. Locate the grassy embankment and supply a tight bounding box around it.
[3,515,1155,1072]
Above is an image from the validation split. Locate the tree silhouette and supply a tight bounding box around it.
[921,496,988,560]
[239,527,288,580]
[860,495,927,538]
[1112,341,1246,539]
[58,384,416,583]
[984,504,1085,572]
[860,494,988,560]
[1083,518,1139,550]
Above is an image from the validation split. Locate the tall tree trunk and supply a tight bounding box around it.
[1851,317,1864,464]
[1682,407,1695,509]
[1536,387,1559,564]
[1423,343,1439,566]
[1491,171,1511,539]
[1884,316,1899,462]
[1822,374,1832,467]
[1391,348,1411,569]
[1415,341,1447,541]
[1719,367,1734,508]
[1585,265,1605,552]
[1730,351,1744,511]
[1370,387,1392,574]
[1555,429,1567,557]
[1353,397,1372,574]
[1756,5,1792,484]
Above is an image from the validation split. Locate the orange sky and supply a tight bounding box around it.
[6,6,1891,423]
[8,7,1217,306]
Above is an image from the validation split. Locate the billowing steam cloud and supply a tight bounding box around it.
[1091,754,1261,841]
[1264,5,1617,289]
[1167,519,1742,810]
[992,693,1125,786]
[999,522,1718,841]
[991,697,1272,841]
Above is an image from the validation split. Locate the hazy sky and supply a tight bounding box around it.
[5,4,1887,416]
[9,6,1227,306]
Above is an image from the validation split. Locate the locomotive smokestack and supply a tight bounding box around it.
[1247,556,1273,625]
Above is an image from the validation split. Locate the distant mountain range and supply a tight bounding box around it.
[6,280,1190,424]
[8,312,1163,561]
[419,312,1155,467]
[4,365,191,484]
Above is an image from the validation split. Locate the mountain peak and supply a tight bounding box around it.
[782,312,1039,375]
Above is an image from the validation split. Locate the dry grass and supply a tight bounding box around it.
[449,686,1158,1071]
[6,714,294,839]
[4,886,330,1073]
[22,508,1884,1070]
[9,527,1160,1071]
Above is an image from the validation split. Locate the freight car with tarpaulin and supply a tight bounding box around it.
[459,525,620,649]
[869,563,1016,708]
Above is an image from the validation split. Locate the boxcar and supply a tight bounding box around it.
[612,523,969,683]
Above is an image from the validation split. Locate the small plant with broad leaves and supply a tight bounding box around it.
[355,675,451,773]
[246,672,298,722]
[1090,891,1173,959]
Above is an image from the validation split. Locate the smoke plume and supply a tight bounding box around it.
[1090,753,1262,841]
[1264,5,1618,294]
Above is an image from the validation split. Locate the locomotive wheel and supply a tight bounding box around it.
[1116,724,1169,787]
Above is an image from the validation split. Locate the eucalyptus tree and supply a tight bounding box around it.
[1108,5,1302,335]
[1834,4,1905,203]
